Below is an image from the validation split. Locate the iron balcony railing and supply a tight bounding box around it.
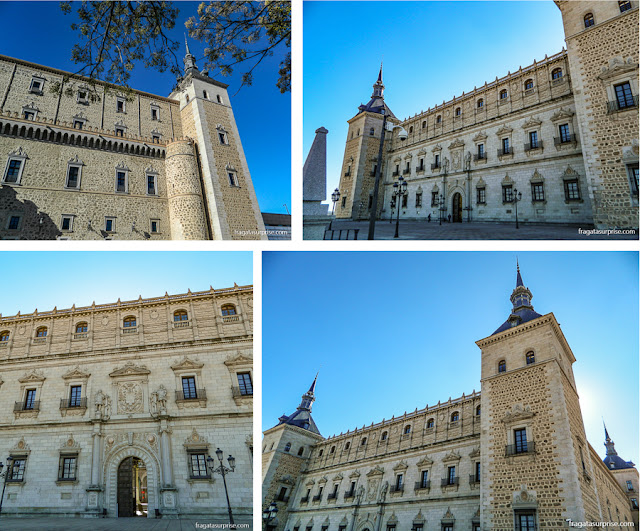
[60,397,87,409]
[231,386,253,398]
[300,496,309,504]
[607,95,639,113]
[175,389,206,401]
[327,493,337,500]
[392,171,399,176]
[344,490,355,499]
[414,480,431,490]
[15,401,40,412]
[403,168,410,175]
[554,135,576,145]
[505,441,536,456]
[277,494,290,502]
[469,474,480,484]
[440,477,459,487]
[497,148,513,156]
[431,163,440,170]
[416,165,425,172]
[390,484,404,493]
[474,153,486,161]
[312,494,322,502]
[525,141,543,151]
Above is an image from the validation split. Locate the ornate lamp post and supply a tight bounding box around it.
[438,194,445,225]
[262,500,278,529]
[513,188,523,229]
[0,456,14,515]
[392,176,409,239]
[389,197,395,223]
[331,188,340,216]
[207,449,236,526]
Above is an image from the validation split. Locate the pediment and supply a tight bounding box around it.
[501,404,535,424]
[172,356,205,371]
[318,476,328,484]
[598,57,638,80]
[333,472,344,481]
[432,184,439,192]
[551,108,574,122]
[366,465,385,477]
[530,169,544,182]
[443,451,461,463]
[404,153,413,160]
[68,154,84,166]
[387,512,398,524]
[62,366,91,380]
[305,478,316,486]
[281,474,295,485]
[417,148,427,156]
[223,354,252,368]
[109,361,151,377]
[522,116,542,129]
[416,185,423,192]
[393,460,409,472]
[393,156,402,163]
[60,434,81,451]
[495,125,513,136]
[442,507,455,522]
[184,428,209,447]
[431,144,442,152]
[563,165,579,177]
[115,161,130,171]
[18,369,45,383]
[469,447,480,458]
[416,455,433,467]
[472,131,487,142]
[12,436,30,453]
[8,146,28,159]
[476,177,486,188]
[413,510,426,524]
[349,469,361,479]
[448,138,465,150]
[502,173,514,184]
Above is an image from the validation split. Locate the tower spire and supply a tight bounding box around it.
[298,372,318,411]
[372,62,385,99]
[604,420,618,456]
[183,33,198,74]
[185,33,191,56]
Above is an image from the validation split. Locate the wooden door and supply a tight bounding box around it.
[452,193,462,222]
[117,457,135,517]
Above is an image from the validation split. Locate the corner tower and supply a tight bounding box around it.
[476,265,602,529]
[336,65,398,220]
[262,376,324,531]
[169,39,267,240]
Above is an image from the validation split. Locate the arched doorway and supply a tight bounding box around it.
[117,457,147,517]
[452,192,463,222]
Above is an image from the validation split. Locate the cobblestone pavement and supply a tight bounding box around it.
[0,517,252,530]
[321,220,639,240]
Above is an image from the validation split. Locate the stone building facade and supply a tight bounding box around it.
[0,42,266,240]
[262,268,637,530]
[335,1,638,229]
[0,286,253,520]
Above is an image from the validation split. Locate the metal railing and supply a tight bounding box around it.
[323,229,359,240]
[469,474,480,484]
[327,493,337,500]
[175,389,206,401]
[525,141,543,151]
[416,165,425,172]
[497,148,513,156]
[505,441,536,456]
[554,135,576,145]
[232,386,253,398]
[392,171,399,177]
[312,494,322,502]
[277,495,290,502]
[300,496,309,504]
[173,320,191,329]
[474,153,486,161]
[390,484,404,493]
[15,401,40,412]
[414,480,431,490]
[344,491,355,500]
[440,477,459,487]
[60,397,87,409]
[607,95,639,113]
[73,332,88,339]
[431,162,440,170]
[403,168,410,175]
[222,315,239,323]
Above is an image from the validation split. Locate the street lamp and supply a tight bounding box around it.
[392,176,408,239]
[513,188,523,229]
[439,194,446,226]
[0,456,14,515]
[329,188,340,230]
[389,197,395,223]
[262,500,278,529]
[207,449,236,526]
[368,109,408,240]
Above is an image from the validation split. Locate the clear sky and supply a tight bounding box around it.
[0,251,252,316]
[263,252,639,467]
[303,1,567,203]
[0,1,290,214]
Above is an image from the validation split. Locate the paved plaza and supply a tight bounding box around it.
[0,517,252,530]
[320,220,639,240]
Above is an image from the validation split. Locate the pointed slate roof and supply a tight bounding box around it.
[603,422,635,470]
[492,264,543,335]
[274,374,321,435]
[357,64,396,119]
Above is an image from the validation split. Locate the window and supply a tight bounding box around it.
[387,526,396,531]
[477,98,484,108]
[73,120,84,130]
[401,195,408,208]
[8,215,20,230]
[29,77,44,94]
[8,458,26,481]
[477,187,486,204]
[614,82,635,109]
[367,195,373,210]
[116,98,125,113]
[524,79,534,90]
[619,0,632,12]
[369,127,374,136]
[237,372,253,395]
[627,164,639,197]
[583,12,595,27]
[502,185,513,203]
[415,192,422,208]
[189,453,209,478]
[475,461,481,482]
[564,179,580,201]
[217,95,222,104]
[330,445,336,454]
[341,197,346,208]
[431,191,438,207]
[69,384,83,407]
[105,217,116,233]
[61,215,74,232]
[476,405,481,416]
[4,158,24,184]
[427,418,434,428]
[173,310,188,322]
[228,171,238,187]
[395,473,403,490]
[75,322,87,334]
[150,219,159,234]
[514,428,528,453]
[515,512,536,531]
[409,126,413,134]
[77,90,88,104]
[447,466,456,485]
[500,89,508,100]
[151,107,159,120]
[442,525,453,531]
[532,183,544,202]
[318,449,323,457]
[627,480,634,491]
[185,94,190,103]
[436,115,442,124]
[123,316,136,328]
[221,304,236,316]
[66,164,81,189]
[417,158,424,171]
[36,327,47,338]
[25,389,37,409]
[632,498,638,510]
[57,456,77,481]
[455,107,461,117]
[435,154,440,167]
[147,173,158,195]
[381,431,388,441]
[552,68,563,80]
[23,110,35,120]
[298,447,304,456]
[404,425,411,435]
[361,437,367,446]
[116,170,127,193]
[152,134,160,143]
[477,144,485,159]
[284,442,291,452]
[502,137,510,154]
[182,376,197,399]
[0,331,8,342]
[422,120,426,129]
[344,442,350,450]
[559,123,571,143]
[115,126,125,137]
[451,412,459,422]
[420,470,429,488]
[526,351,535,364]
[529,131,539,149]
[498,360,506,373]
[218,130,229,145]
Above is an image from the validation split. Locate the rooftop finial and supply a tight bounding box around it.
[185,33,191,56]
[378,60,383,84]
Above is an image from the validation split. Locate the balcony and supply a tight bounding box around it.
[497,148,513,157]
[416,165,425,173]
[222,315,240,323]
[552,75,568,86]
[525,141,543,152]
[474,153,486,161]
[344,490,355,500]
[300,496,309,504]
[121,327,138,334]
[392,171,399,177]
[403,168,410,175]
[60,397,88,417]
[327,493,337,500]
[469,474,480,484]
[173,320,191,329]
[524,88,535,96]
[232,386,253,398]
[15,401,40,412]
[554,135,577,146]
[414,480,431,491]
[73,332,88,340]
[441,477,459,487]
[431,162,440,170]
[33,337,47,344]
[276,494,290,503]
[175,389,207,408]
[389,484,404,494]
[312,494,322,502]
[505,441,536,456]
[607,95,638,114]
[344,171,351,177]
[0,341,8,347]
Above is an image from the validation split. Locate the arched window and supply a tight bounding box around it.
[173,309,188,321]
[357,128,360,136]
[123,316,136,328]
[284,442,291,452]
[404,425,411,435]
[203,90,208,99]
[500,89,508,100]
[619,0,632,12]
[476,405,481,416]
[422,120,426,129]
[381,431,388,441]
[552,68,563,80]
[361,437,367,446]
[318,449,324,457]
[455,107,461,116]
[409,126,413,134]
[0,331,9,342]
[498,359,506,373]
[584,13,595,27]
[36,326,47,337]
[345,441,351,450]
[369,127,374,136]
[221,304,236,316]
[75,322,88,333]
[526,351,535,365]
[451,411,459,422]
[427,418,434,428]
[477,98,484,108]
[297,446,304,456]
[524,79,534,90]
[217,95,222,103]
[185,94,190,103]
[330,446,336,454]
[436,115,442,124]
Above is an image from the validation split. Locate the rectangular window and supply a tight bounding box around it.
[395,473,403,490]
[413,526,423,531]
[189,453,209,478]
[418,158,424,171]
[502,137,510,154]
[619,0,632,12]
[416,192,422,208]
[8,215,21,230]
[502,185,514,203]
[66,166,80,188]
[435,154,440,166]
[152,134,160,143]
[628,164,639,197]
[632,498,638,510]
[115,127,124,137]
[59,456,77,480]
[368,195,373,210]
[116,171,127,193]
[559,123,571,143]
[150,219,159,234]
[30,79,43,93]
[341,197,346,208]
[5,159,23,183]
[61,215,74,231]
[151,108,158,120]
[529,131,538,149]
[514,428,528,453]
[627,480,634,491]
[9,458,26,481]
[401,194,408,208]
[69,385,82,407]
[476,461,481,482]
[447,466,456,485]
[73,120,84,130]
[532,183,544,202]
[478,144,485,158]
[615,82,635,109]
[228,172,237,187]
[477,188,486,204]
[387,526,396,531]
[442,525,453,531]
[25,389,36,409]
[78,90,87,104]
[23,110,35,120]
[515,512,536,531]
[116,99,125,113]
[432,191,439,207]
[218,132,228,145]
[237,372,253,395]
[105,217,116,233]
[420,470,429,488]
[182,376,197,399]
[147,174,157,195]
[564,180,580,201]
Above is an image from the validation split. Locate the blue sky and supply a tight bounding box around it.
[263,252,639,467]
[0,252,252,316]
[304,1,567,203]
[0,1,290,214]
